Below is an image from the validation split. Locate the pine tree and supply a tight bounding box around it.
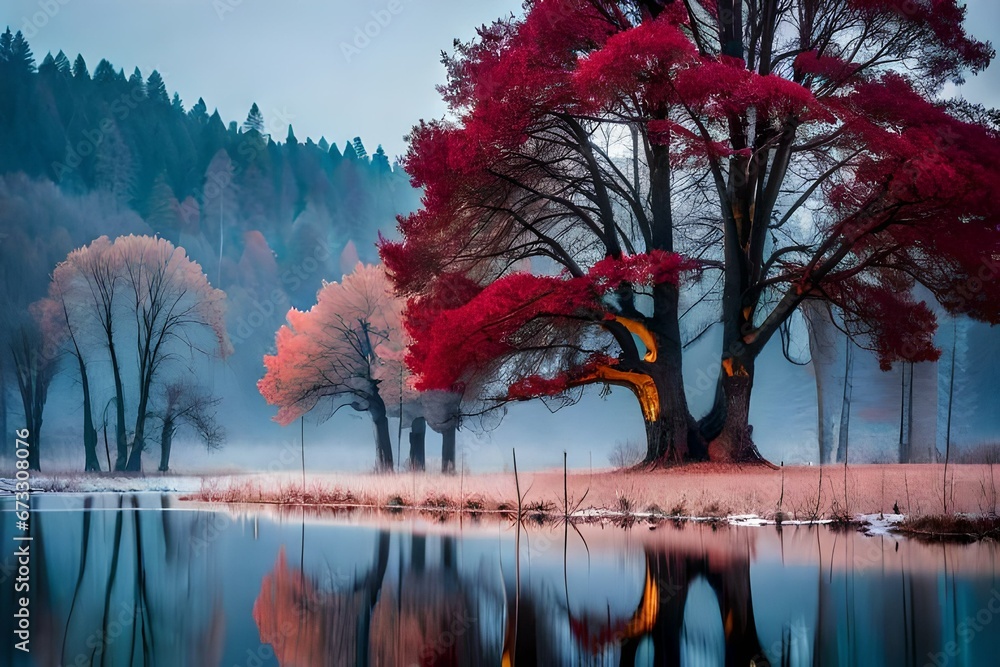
[53,50,71,76]
[127,66,145,97]
[371,145,390,174]
[285,124,297,146]
[202,109,227,155]
[39,52,56,73]
[318,136,329,152]
[9,31,35,74]
[189,97,208,124]
[145,172,181,240]
[342,140,358,160]
[146,69,168,104]
[171,92,183,112]
[243,103,264,133]
[201,148,238,286]
[72,54,89,80]
[93,58,115,83]
[0,28,12,61]
[94,121,136,205]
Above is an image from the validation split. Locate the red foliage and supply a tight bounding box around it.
[506,353,618,401]
[404,252,692,393]
[847,0,992,81]
[383,0,999,406]
[816,72,1000,337]
[825,275,940,371]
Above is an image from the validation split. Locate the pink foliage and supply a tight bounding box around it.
[40,234,230,360]
[258,263,410,425]
[112,234,231,358]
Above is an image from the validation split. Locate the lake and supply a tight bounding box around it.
[2,493,998,666]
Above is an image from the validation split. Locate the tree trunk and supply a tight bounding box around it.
[31,357,48,472]
[835,339,853,464]
[642,362,704,464]
[899,362,913,463]
[103,420,112,471]
[802,300,842,465]
[124,374,153,472]
[707,357,767,463]
[639,134,703,464]
[77,356,100,472]
[441,422,456,474]
[19,393,39,471]
[641,282,704,464]
[698,381,728,444]
[370,395,394,472]
[12,340,46,471]
[124,438,142,471]
[110,345,128,471]
[158,418,174,472]
[408,416,426,471]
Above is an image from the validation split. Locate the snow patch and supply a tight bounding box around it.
[0,475,206,495]
[857,512,905,537]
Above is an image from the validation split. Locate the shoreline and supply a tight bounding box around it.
[5,462,999,541]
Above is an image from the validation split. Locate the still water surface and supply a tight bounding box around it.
[2,493,999,666]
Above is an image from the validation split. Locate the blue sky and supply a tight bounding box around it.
[2,0,522,159]
[3,0,996,161]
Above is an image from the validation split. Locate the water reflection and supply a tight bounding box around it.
[2,495,998,666]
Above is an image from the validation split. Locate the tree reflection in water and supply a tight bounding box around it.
[6,496,999,667]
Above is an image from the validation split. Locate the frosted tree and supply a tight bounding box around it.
[50,236,131,469]
[116,235,230,470]
[42,235,230,471]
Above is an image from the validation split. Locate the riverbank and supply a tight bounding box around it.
[5,463,998,538]
[188,463,998,519]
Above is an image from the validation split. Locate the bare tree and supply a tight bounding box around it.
[155,381,224,472]
[8,318,56,470]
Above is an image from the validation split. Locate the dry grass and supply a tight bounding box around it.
[184,463,1000,526]
[897,514,1000,542]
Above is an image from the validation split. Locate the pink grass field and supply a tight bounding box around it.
[190,463,1000,520]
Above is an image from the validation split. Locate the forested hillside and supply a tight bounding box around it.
[0,27,420,461]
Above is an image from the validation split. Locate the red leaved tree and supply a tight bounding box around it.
[381,0,999,464]
[259,263,408,471]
